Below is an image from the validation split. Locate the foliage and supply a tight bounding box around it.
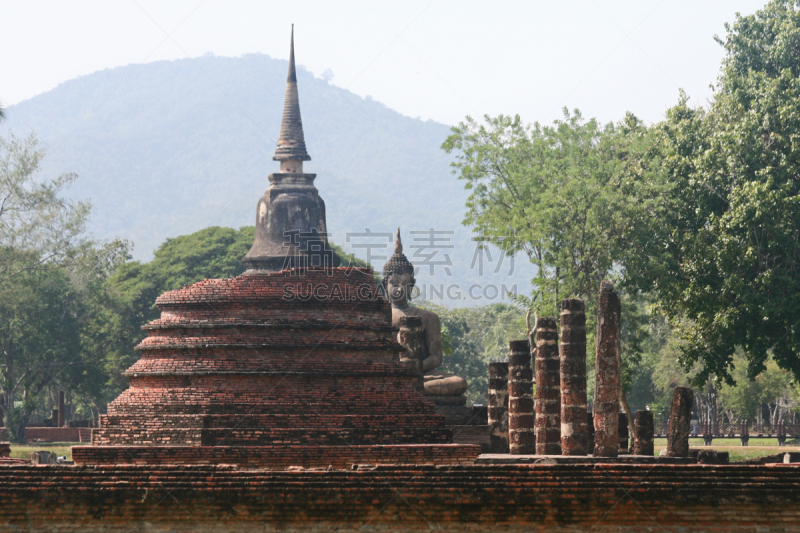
[442,110,665,318]
[421,302,525,405]
[0,133,90,285]
[645,0,800,383]
[0,132,127,442]
[0,258,95,441]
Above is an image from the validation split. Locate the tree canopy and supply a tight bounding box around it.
[443,0,800,390]
[442,110,665,317]
[0,133,91,285]
[645,0,800,383]
[0,133,126,440]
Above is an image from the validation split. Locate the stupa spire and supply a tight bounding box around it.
[274,24,311,165]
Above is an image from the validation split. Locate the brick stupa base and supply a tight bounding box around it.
[76,268,479,468]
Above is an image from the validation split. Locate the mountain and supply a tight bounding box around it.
[2,53,533,306]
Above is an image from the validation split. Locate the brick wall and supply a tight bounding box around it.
[0,462,798,531]
[0,427,91,443]
[79,267,478,467]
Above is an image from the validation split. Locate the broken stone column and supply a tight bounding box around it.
[397,316,424,391]
[57,390,65,428]
[560,299,588,455]
[488,361,509,453]
[508,339,535,455]
[30,451,56,465]
[593,280,620,457]
[667,386,694,457]
[619,412,629,453]
[535,317,561,455]
[634,410,654,456]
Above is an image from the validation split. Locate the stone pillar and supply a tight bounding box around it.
[633,410,654,456]
[508,339,535,454]
[57,390,65,428]
[666,386,694,457]
[535,317,561,455]
[593,280,620,457]
[397,316,424,391]
[619,412,629,452]
[488,361,509,453]
[560,299,588,455]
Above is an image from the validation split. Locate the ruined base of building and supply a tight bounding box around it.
[1,462,799,532]
[72,443,479,468]
[434,404,491,452]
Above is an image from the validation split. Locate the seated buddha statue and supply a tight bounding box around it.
[382,229,468,399]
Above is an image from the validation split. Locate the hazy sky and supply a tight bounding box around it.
[1,0,766,126]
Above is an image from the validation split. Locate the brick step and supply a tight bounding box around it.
[448,425,491,452]
[125,357,409,376]
[99,413,445,429]
[4,464,800,488]
[71,443,481,468]
[135,339,401,352]
[123,365,414,376]
[90,426,454,446]
[106,403,436,416]
[107,390,437,416]
[117,375,422,389]
[142,319,394,331]
[138,329,393,344]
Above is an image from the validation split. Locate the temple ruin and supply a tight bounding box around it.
[73,27,478,469]
[1,27,799,533]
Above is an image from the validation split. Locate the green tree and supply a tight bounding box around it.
[0,133,90,284]
[443,110,668,434]
[0,256,93,441]
[442,110,665,317]
[0,132,124,440]
[422,303,525,405]
[647,0,800,383]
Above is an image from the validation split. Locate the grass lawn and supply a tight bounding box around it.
[9,442,88,461]
[653,437,800,462]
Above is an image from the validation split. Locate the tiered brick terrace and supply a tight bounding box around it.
[2,462,800,531]
[76,267,479,467]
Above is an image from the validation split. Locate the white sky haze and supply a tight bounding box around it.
[1,0,767,126]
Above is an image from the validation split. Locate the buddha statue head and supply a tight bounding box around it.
[382,228,415,308]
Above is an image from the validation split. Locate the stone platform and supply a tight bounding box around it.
[77,267,479,468]
[2,462,800,531]
[477,453,696,464]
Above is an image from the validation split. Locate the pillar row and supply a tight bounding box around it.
[560,298,588,456]
[508,339,535,455]
[594,280,620,457]
[488,361,509,453]
[535,317,561,455]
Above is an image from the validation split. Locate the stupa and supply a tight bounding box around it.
[74,28,479,469]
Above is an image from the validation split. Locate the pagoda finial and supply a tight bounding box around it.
[287,24,296,83]
[394,227,403,254]
[274,24,310,165]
